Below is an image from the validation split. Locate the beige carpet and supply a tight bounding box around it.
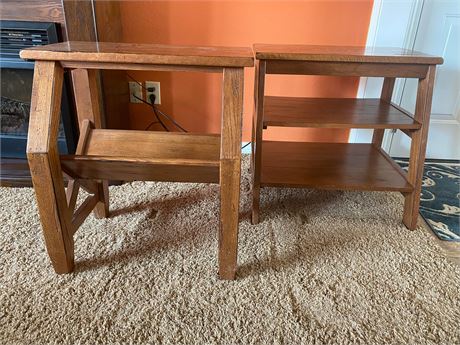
[1,158,460,345]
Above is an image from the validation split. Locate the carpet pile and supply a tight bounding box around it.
[1,160,459,344]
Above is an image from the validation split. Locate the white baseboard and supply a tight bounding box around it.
[241,141,251,154]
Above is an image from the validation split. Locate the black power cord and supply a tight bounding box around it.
[150,98,188,132]
[128,74,248,149]
[128,73,188,132]
[241,142,251,150]
[144,121,160,131]
[127,74,147,90]
[132,94,169,131]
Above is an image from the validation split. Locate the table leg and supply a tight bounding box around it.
[251,60,266,224]
[27,61,74,273]
[372,77,396,147]
[72,68,109,218]
[403,66,436,230]
[219,68,244,280]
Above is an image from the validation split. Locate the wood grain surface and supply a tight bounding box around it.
[20,41,254,67]
[254,44,443,64]
[0,0,64,24]
[263,97,420,129]
[403,66,437,230]
[26,61,74,274]
[218,68,244,280]
[84,130,221,161]
[60,130,221,184]
[260,142,413,192]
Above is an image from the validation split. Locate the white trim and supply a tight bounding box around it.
[351,0,425,147]
[241,141,251,154]
[383,0,424,151]
[392,0,425,106]
[431,118,460,125]
[356,0,383,99]
[351,0,384,143]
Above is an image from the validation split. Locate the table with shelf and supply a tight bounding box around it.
[21,41,253,280]
[251,44,443,229]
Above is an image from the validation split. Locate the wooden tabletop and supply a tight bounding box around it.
[254,44,443,65]
[20,41,254,68]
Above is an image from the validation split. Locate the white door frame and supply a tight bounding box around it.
[350,0,424,148]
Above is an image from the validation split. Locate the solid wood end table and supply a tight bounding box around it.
[21,41,253,280]
[251,44,443,229]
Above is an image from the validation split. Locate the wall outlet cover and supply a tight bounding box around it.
[145,81,161,105]
[129,81,142,103]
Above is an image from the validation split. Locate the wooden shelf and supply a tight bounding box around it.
[263,97,421,129]
[61,129,221,183]
[261,141,413,192]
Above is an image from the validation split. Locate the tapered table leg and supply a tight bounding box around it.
[27,61,75,273]
[218,67,244,280]
[403,66,436,230]
[251,60,266,224]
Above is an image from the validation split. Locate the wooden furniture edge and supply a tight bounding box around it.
[253,44,443,65]
[19,45,254,68]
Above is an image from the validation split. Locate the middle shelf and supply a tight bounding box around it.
[263,96,421,129]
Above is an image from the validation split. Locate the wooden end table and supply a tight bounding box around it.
[251,44,443,229]
[21,41,253,280]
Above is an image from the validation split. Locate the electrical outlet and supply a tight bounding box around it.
[145,81,161,105]
[129,82,142,103]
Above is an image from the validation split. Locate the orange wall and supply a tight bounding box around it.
[120,0,373,142]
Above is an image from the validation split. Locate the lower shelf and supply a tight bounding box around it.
[261,141,413,192]
[61,129,221,183]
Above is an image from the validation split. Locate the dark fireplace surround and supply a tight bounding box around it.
[0,20,77,186]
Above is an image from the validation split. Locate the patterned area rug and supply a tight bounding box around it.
[396,159,460,242]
